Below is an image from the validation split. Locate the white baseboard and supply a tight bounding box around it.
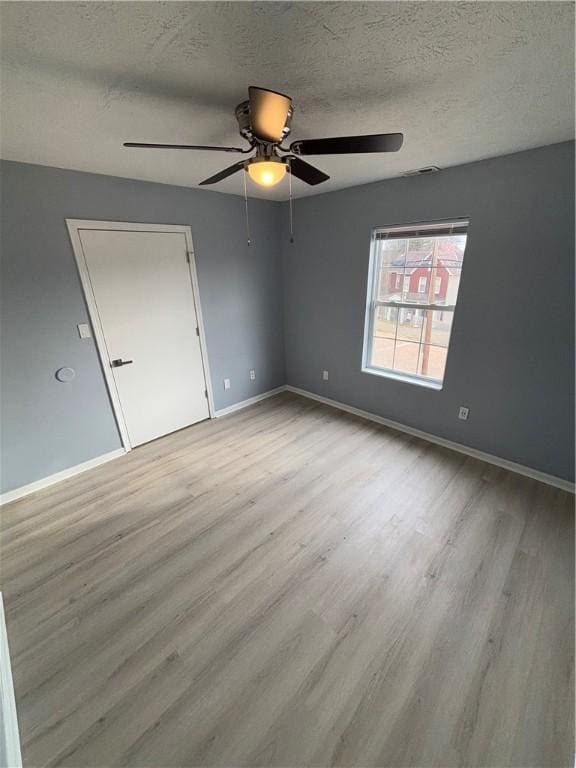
[3,388,572,503]
[285,385,575,494]
[1,391,286,503]
[0,593,22,768]
[0,448,126,506]
[214,386,287,418]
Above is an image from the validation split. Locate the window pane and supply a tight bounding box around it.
[392,340,420,375]
[432,268,445,300]
[436,235,466,270]
[373,305,397,340]
[420,310,454,347]
[409,237,435,252]
[418,344,448,380]
[401,266,434,304]
[396,308,424,343]
[371,337,395,370]
[377,240,407,301]
[377,266,404,301]
[378,238,408,268]
[441,267,462,305]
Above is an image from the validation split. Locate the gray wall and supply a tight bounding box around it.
[281,142,575,482]
[2,143,573,494]
[0,160,284,493]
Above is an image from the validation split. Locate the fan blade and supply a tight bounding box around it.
[124,142,248,153]
[199,160,246,185]
[286,157,329,186]
[290,133,404,156]
[249,86,292,143]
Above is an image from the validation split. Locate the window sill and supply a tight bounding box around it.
[361,366,443,391]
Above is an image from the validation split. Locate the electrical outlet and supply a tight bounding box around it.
[458,406,469,421]
[322,370,329,381]
[224,378,231,390]
[77,323,91,339]
[249,369,256,381]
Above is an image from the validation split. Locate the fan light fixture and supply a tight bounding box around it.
[247,159,286,187]
[125,86,404,190]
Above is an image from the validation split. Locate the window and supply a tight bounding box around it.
[363,219,468,387]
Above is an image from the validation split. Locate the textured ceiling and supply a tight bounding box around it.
[0,1,574,200]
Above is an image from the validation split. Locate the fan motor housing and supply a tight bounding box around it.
[235,100,293,144]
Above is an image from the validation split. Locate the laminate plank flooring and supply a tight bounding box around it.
[1,392,573,767]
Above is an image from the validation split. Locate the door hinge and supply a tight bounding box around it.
[196,326,200,337]
[186,251,192,264]
[205,389,208,399]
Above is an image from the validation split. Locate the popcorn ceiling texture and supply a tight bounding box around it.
[0,1,574,199]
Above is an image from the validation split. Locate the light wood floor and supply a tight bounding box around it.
[2,393,574,768]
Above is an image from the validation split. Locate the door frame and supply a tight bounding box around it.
[66,219,215,452]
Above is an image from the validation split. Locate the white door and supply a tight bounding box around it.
[78,228,210,447]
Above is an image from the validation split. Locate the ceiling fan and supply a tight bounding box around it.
[124,86,403,189]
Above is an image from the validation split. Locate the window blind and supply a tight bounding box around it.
[373,220,469,240]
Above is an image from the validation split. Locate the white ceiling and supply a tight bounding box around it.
[0,1,573,200]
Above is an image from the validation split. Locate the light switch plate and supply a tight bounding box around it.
[322,370,329,381]
[458,406,470,421]
[77,323,91,339]
[224,378,231,390]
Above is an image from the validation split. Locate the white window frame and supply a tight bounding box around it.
[362,219,469,389]
[418,276,427,293]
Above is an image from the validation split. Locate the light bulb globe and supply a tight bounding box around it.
[247,160,286,187]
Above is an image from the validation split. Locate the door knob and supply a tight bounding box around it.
[111,358,134,368]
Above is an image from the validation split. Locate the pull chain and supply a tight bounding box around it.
[288,159,294,244]
[243,169,251,247]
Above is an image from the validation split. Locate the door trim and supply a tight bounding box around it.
[66,219,215,451]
